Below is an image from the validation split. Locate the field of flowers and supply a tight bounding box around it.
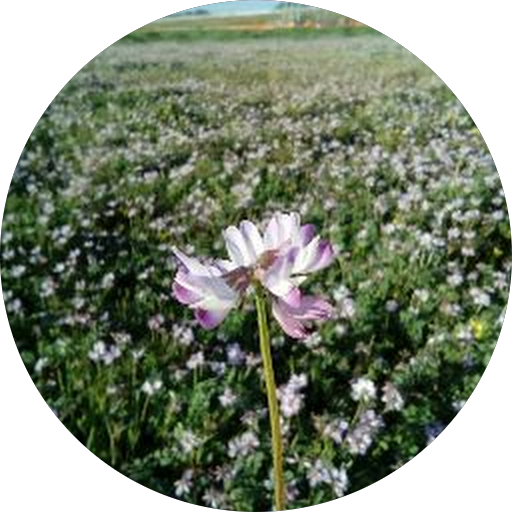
[1,31,510,510]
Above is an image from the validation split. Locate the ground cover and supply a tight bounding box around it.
[1,32,508,510]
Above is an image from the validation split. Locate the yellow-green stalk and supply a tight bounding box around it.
[255,284,285,511]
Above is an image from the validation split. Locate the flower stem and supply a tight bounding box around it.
[255,285,286,511]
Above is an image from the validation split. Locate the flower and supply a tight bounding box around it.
[219,387,238,407]
[381,382,405,411]
[178,430,202,454]
[346,409,383,455]
[202,488,225,509]
[172,212,335,338]
[34,357,49,374]
[88,341,122,365]
[174,469,193,497]
[452,399,466,412]
[306,459,349,497]
[141,379,163,396]
[226,342,246,365]
[228,431,260,458]
[350,377,377,402]
[425,422,445,445]
[277,373,308,418]
[186,351,205,370]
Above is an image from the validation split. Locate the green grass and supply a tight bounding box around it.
[121,26,380,44]
[2,30,508,511]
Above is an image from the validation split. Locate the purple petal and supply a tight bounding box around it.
[299,224,316,246]
[312,240,335,272]
[172,280,200,305]
[272,299,308,338]
[195,308,231,329]
[282,287,302,308]
[292,238,335,275]
[272,295,334,339]
[172,247,208,275]
[173,267,238,312]
[293,295,334,320]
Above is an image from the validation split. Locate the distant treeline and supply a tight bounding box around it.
[169,8,211,17]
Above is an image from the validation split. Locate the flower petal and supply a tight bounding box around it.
[272,299,308,338]
[263,216,280,250]
[214,259,239,274]
[223,226,257,266]
[240,220,265,259]
[172,247,210,276]
[262,251,296,298]
[282,287,302,308]
[195,308,231,329]
[298,224,316,246]
[173,278,201,305]
[263,212,301,251]
[191,275,238,311]
[277,212,300,245]
[292,237,335,274]
[291,295,334,320]
[271,295,334,339]
[173,271,238,309]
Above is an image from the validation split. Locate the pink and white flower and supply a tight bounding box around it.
[172,212,335,338]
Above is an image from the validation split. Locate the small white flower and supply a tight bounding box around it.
[202,488,224,509]
[219,387,237,407]
[179,431,201,454]
[2,249,15,260]
[88,341,107,363]
[186,351,205,370]
[148,314,165,331]
[141,379,163,396]
[302,332,322,348]
[350,377,377,402]
[2,231,13,244]
[288,373,307,391]
[469,287,491,307]
[131,349,145,361]
[101,272,115,289]
[174,469,193,497]
[34,357,49,374]
[112,332,132,346]
[226,343,245,365]
[54,262,66,274]
[228,431,260,458]
[103,345,121,365]
[106,385,118,395]
[306,459,330,488]
[413,289,430,303]
[452,399,466,412]
[11,265,26,278]
[381,382,404,411]
[447,273,464,287]
[385,300,399,313]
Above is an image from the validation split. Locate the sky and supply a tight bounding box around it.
[176,1,286,16]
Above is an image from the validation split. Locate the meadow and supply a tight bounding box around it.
[1,27,510,511]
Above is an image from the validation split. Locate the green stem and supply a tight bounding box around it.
[255,285,286,511]
[140,394,150,425]
[339,399,365,452]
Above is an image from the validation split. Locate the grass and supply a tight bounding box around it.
[121,26,379,44]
